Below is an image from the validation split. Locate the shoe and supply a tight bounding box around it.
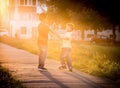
[59,66,67,70]
[69,67,72,72]
[69,69,72,72]
[38,67,47,71]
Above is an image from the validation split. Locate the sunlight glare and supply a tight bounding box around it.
[0,0,8,15]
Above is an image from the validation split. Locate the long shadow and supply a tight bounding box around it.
[22,80,52,83]
[39,71,69,88]
[64,71,105,88]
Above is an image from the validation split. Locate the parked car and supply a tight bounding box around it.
[90,35,113,43]
[0,27,9,36]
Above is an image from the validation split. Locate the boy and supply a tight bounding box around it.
[59,23,74,72]
[38,13,61,71]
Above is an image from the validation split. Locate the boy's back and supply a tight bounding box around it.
[62,31,73,48]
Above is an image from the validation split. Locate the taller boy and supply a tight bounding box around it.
[37,13,49,71]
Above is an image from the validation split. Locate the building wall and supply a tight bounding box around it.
[9,0,39,39]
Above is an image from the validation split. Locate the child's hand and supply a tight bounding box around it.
[64,38,69,40]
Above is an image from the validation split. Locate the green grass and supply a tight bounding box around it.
[0,36,120,83]
[48,40,120,82]
[0,65,26,88]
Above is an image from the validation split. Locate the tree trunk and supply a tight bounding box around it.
[94,29,97,35]
[112,24,116,43]
[81,29,84,41]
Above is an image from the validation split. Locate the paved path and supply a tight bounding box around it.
[0,43,119,88]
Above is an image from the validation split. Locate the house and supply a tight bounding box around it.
[8,0,41,39]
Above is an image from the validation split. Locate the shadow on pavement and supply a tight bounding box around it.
[39,71,69,88]
[22,80,52,83]
[64,71,105,88]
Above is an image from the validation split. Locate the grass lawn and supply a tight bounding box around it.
[0,36,120,83]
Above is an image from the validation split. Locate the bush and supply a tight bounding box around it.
[0,65,26,88]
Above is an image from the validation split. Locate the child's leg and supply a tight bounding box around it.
[60,48,67,68]
[38,46,48,68]
[66,48,72,71]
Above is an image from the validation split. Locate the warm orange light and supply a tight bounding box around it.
[0,0,9,15]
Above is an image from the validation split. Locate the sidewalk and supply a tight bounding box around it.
[0,43,119,88]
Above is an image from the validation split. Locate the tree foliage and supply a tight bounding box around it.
[47,0,111,31]
[39,0,120,41]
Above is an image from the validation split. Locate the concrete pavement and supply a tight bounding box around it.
[0,43,119,88]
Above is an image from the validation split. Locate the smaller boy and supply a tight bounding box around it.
[59,23,74,72]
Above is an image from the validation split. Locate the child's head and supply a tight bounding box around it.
[66,23,74,32]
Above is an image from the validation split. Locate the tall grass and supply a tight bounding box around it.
[48,40,120,82]
[0,36,38,54]
[0,65,26,88]
[0,36,120,82]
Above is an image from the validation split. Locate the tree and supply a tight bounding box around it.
[47,0,112,40]
[87,0,120,42]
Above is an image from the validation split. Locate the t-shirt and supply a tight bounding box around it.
[62,32,73,48]
[38,22,49,46]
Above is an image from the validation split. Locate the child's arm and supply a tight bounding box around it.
[49,29,62,40]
